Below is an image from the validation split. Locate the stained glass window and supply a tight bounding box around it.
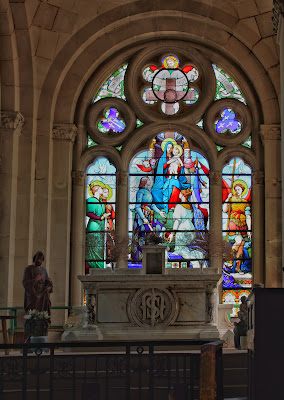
[128,132,209,268]
[97,107,126,133]
[222,158,252,306]
[242,136,251,148]
[142,55,199,115]
[196,119,203,129]
[86,59,254,307]
[136,119,144,128]
[85,158,116,273]
[213,64,246,104]
[87,135,97,147]
[215,108,242,134]
[94,64,127,102]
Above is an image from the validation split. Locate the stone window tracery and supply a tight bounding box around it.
[84,41,256,309]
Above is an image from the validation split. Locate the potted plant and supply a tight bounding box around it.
[24,309,50,351]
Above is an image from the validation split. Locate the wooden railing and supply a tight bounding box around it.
[200,340,224,400]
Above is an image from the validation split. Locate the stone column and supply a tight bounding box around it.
[49,124,77,323]
[70,170,86,307]
[115,171,129,269]
[209,171,223,305]
[252,171,265,285]
[209,171,223,270]
[0,111,24,307]
[273,1,284,286]
[260,125,282,287]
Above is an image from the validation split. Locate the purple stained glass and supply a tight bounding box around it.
[100,108,125,133]
[216,108,240,134]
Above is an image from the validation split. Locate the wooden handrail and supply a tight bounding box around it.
[200,340,224,400]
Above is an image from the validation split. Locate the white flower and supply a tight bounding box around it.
[24,309,50,320]
[43,311,50,319]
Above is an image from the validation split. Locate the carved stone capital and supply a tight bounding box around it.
[0,111,24,135]
[252,170,264,185]
[260,125,281,141]
[116,171,129,185]
[72,170,85,186]
[53,124,77,143]
[272,0,284,33]
[209,171,222,185]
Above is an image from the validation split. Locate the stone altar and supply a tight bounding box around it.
[62,267,222,341]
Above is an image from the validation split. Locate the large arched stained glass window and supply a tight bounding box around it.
[83,45,254,305]
[222,158,252,311]
[85,158,116,273]
[128,132,209,268]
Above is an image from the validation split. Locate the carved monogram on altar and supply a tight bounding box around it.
[128,288,178,328]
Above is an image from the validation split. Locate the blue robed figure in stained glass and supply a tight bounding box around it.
[151,139,191,213]
[129,133,210,268]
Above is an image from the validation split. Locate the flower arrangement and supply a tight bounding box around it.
[105,233,132,262]
[24,309,50,337]
[143,232,166,245]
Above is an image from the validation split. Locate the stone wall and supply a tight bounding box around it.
[0,0,281,326]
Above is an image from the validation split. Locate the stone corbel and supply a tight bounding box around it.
[116,171,129,186]
[252,170,264,186]
[260,125,281,141]
[0,111,24,136]
[209,171,222,185]
[52,124,78,143]
[72,170,85,186]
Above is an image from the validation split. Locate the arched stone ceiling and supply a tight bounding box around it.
[1,0,280,125]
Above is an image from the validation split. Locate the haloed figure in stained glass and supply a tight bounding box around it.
[223,180,252,274]
[168,189,204,267]
[86,181,111,269]
[101,185,115,231]
[129,132,209,268]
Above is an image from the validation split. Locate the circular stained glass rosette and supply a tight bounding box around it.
[97,108,126,133]
[215,108,242,134]
[152,69,189,103]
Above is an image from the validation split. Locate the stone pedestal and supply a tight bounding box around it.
[63,268,222,341]
[142,245,167,274]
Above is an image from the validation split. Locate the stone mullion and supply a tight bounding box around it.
[252,171,265,285]
[209,171,223,270]
[70,170,86,307]
[115,171,129,269]
[209,171,223,305]
[260,125,282,287]
[0,111,24,307]
[49,124,77,321]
